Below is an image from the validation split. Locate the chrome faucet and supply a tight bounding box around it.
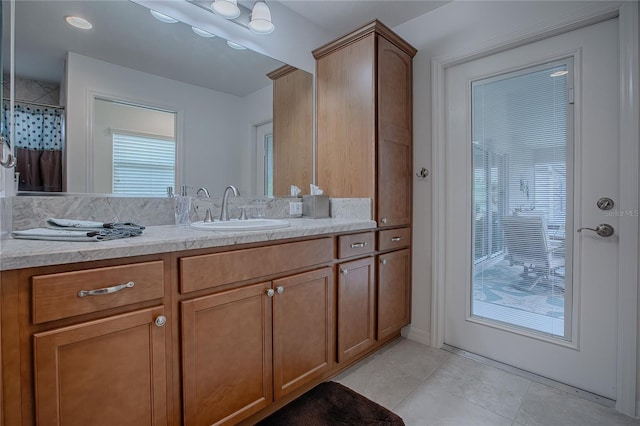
[220,185,239,221]
[196,187,210,198]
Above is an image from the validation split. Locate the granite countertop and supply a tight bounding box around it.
[0,218,377,271]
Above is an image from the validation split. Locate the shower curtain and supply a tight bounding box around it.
[2,101,64,191]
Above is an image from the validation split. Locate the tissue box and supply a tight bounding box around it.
[302,195,330,218]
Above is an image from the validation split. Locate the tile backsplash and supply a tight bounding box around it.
[9,195,372,232]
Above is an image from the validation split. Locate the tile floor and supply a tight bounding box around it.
[335,338,639,426]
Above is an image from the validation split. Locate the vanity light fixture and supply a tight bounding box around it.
[248,1,274,34]
[65,16,93,30]
[150,10,179,23]
[550,70,568,77]
[192,26,216,37]
[211,0,241,19]
[226,40,247,50]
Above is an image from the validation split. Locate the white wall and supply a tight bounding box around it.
[393,0,638,415]
[239,85,274,196]
[65,52,259,195]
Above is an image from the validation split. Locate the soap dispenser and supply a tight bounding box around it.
[175,185,192,226]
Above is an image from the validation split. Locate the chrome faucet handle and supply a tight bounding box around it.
[203,209,213,222]
[239,207,248,220]
[196,187,210,198]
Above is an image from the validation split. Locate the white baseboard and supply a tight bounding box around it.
[401,325,431,346]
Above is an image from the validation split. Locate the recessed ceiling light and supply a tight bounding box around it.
[550,70,568,77]
[226,40,247,50]
[150,10,179,23]
[192,27,215,38]
[65,16,93,30]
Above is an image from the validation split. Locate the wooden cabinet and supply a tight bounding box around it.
[181,283,272,426]
[267,65,313,196]
[377,248,411,340]
[314,20,416,228]
[0,254,171,426]
[33,306,168,426]
[272,268,334,399]
[337,257,375,363]
[181,267,334,425]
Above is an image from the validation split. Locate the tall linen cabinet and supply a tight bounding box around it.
[313,21,416,356]
[313,20,416,228]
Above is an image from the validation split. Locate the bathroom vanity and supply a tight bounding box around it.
[0,219,411,426]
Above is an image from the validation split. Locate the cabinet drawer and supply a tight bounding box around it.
[32,260,165,324]
[180,238,334,293]
[338,232,375,259]
[378,227,411,251]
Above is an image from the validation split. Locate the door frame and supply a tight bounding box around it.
[430,1,639,416]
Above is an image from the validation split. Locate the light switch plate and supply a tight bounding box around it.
[289,202,302,215]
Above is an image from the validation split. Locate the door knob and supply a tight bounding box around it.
[577,224,614,237]
[154,316,167,327]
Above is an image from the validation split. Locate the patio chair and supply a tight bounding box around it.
[501,215,564,290]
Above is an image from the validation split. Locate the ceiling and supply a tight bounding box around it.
[4,1,449,98]
[277,0,449,37]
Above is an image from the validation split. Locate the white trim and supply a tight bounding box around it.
[616,1,639,417]
[431,3,638,416]
[401,324,430,345]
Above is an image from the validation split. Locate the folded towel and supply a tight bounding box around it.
[46,218,145,234]
[11,228,138,242]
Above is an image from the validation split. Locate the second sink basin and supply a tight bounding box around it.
[191,218,290,231]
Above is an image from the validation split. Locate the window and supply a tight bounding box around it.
[471,59,572,338]
[112,133,175,195]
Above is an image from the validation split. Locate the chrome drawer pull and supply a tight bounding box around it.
[391,237,402,242]
[350,242,367,248]
[78,281,135,298]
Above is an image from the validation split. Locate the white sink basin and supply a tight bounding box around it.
[191,219,290,231]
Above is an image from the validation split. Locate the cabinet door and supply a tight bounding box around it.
[181,283,272,426]
[377,249,412,340]
[377,36,413,227]
[316,34,376,201]
[272,267,334,400]
[337,257,375,363]
[33,306,168,426]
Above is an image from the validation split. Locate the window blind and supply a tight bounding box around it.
[471,61,570,337]
[112,133,175,196]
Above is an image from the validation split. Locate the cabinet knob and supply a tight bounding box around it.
[154,316,167,327]
[340,268,348,276]
[266,288,275,297]
[381,218,387,224]
[276,286,284,295]
[380,259,387,265]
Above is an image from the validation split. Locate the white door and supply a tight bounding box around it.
[444,18,620,399]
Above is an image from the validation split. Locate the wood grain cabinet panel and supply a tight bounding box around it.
[32,260,164,324]
[180,238,333,293]
[314,21,416,228]
[33,306,168,426]
[378,227,411,251]
[338,232,375,259]
[377,249,411,340]
[272,267,334,400]
[268,65,313,196]
[181,283,272,426]
[377,36,413,228]
[337,257,375,363]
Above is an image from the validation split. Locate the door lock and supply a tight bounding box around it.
[596,197,615,211]
[577,224,614,237]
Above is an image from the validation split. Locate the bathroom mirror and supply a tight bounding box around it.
[2,0,313,197]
